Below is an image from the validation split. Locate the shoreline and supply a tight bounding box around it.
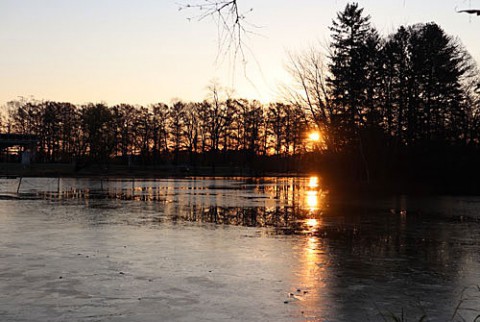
[2,163,480,196]
[0,162,308,179]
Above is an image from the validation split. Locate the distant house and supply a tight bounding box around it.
[0,133,39,163]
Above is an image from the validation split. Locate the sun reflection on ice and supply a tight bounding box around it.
[305,176,324,213]
[309,176,319,189]
[290,232,329,316]
[306,191,319,212]
[306,218,319,228]
[289,175,331,316]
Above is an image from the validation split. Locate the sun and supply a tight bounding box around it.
[309,131,321,142]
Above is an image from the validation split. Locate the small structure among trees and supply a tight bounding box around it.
[0,95,313,173]
[0,133,39,163]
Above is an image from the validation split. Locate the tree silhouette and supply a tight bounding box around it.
[329,3,377,136]
[80,104,114,164]
[111,104,136,160]
[179,0,254,64]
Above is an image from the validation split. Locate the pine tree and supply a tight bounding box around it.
[328,2,377,140]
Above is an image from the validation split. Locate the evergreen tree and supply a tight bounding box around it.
[328,2,377,140]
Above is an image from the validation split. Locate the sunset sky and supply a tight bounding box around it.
[1,0,479,106]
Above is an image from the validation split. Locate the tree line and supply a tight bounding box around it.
[288,3,480,188]
[1,3,480,188]
[0,88,311,171]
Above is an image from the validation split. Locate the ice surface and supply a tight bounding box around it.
[0,177,480,321]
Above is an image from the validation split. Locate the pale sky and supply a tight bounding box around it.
[1,0,479,106]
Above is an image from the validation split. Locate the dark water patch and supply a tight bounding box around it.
[0,193,21,200]
[243,195,270,199]
[207,185,243,190]
[88,203,123,210]
[0,193,41,200]
[448,215,480,223]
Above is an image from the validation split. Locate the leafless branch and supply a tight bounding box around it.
[179,1,255,66]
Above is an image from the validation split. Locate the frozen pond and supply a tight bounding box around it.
[1,177,480,321]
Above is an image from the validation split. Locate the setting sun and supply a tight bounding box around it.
[309,132,321,142]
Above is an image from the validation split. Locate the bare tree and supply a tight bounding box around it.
[169,102,186,158]
[182,102,200,165]
[152,103,170,155]
[179,0,254,64]
[111,104,136,159]
[285,48,339,151]
[133,107,153,162]
[206,82,228,152]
